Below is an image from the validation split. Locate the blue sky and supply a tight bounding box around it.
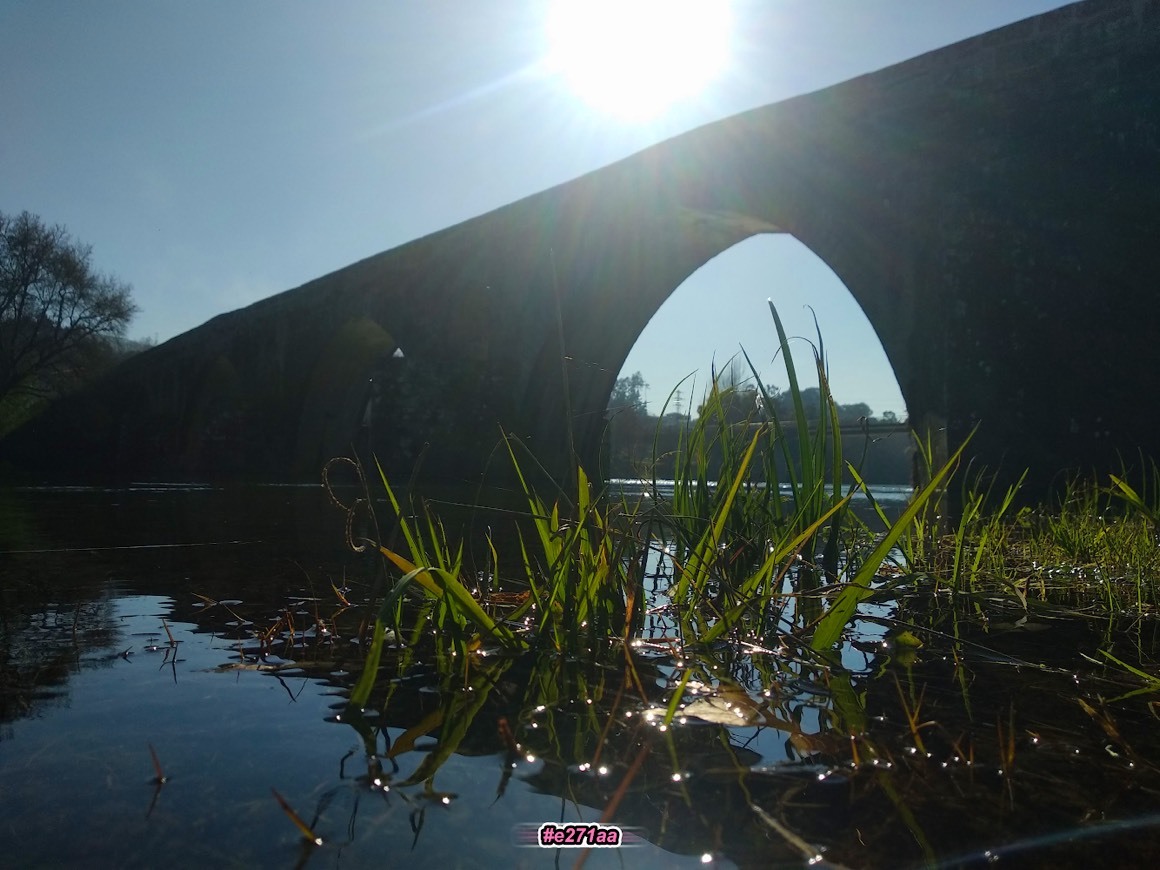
[1,0,1073,418]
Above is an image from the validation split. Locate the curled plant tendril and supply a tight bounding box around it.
[322,456,372,553]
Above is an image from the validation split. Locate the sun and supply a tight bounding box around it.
[545,0,732,121]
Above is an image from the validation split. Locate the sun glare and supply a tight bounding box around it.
[545,0,731,120]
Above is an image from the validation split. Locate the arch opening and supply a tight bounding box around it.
[606,234,910,481]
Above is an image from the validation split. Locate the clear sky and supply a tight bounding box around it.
[1,0,1074,418]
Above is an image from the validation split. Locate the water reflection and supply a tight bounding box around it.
[0,589,122,734]
[3,486,1160,867]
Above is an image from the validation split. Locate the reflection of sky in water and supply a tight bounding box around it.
[6,485,1159,868]
[0,592,723,868]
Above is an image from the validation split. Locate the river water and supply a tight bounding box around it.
[4,483,1160,868]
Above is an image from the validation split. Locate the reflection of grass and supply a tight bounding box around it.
[275,567,1160,866]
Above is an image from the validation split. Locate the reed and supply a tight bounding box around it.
[1110,456,1160,528]
[639,301,959,652]
[931,473,1160,614]
[502,436,644,656]
[332,296,1160,730]
[333,299,971,707]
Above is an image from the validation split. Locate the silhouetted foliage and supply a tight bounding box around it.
[608,371,648,412]
[606,372,651,475]
[0,211,137,431]
[607,374,910,482]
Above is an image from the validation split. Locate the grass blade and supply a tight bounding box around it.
[810,432,971,650]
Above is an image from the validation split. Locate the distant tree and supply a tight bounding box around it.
[0,210,137,426]
[789,386,822,420]
[713,357,749,391]
[836,402,873,425]
[608,371,648,412]
[880,410,899,425]
[700,384,762,426]
[606,372,655,475]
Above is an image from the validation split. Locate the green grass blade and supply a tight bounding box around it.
[698,494,851,645]
[347,617,389,711]
[768,299,816,499]
[810,432,971,651]
[676,425,763,600]
[379,546,524,649]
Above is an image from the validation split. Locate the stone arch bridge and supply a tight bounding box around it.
[6,0,1160,495]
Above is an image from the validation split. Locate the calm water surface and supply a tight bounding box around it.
[4,484,1160,868]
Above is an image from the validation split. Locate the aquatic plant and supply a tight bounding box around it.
[501,437,645,656]
[636,301,960,652]
[911,473,1160,616]
[332,300,972,711]
[327,294,1160,808]
[1110,456,1160,528]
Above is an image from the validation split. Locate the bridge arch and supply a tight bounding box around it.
[7,1,1160,499]
[608,233,907,420]
[514,192,924,483]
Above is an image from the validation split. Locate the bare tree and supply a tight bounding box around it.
[0,211,137,415]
